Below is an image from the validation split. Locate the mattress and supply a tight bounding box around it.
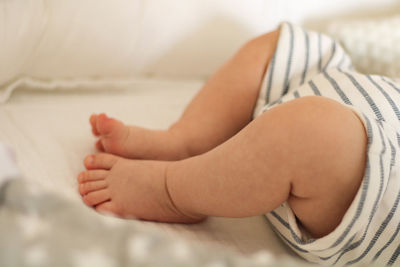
[0,80,300,262]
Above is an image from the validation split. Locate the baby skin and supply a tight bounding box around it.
[78,29,367,238]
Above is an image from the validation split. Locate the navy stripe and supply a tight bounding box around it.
[323,42,336,71]
[281,116,374,252]
[300,29,310,85]
[339,71,384,121]
[397,132,400,148]
[265,50,277,105]
[388,242,400,265]
[346,190,400,265]
[268,221,310,253]
[389,139,396,167]
[270,211,290,229]
[262,99,281,113]
[334,122,388,264]
[261,23,400,265]
[269,211,308,246]
[322,70,352,105]
[282,23,295,96]
[308,80,321,96]
[271,210,317,245]
[374,220,400,261]
[270,210,320,247]
[318,33,322,71]
[381,77,400,95]
[318,234,358,261]
[329,114,374,248]
[367,75,400,121]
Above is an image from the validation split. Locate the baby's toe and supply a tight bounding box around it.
[84,153,119,170]
[95,139,105,151]
[96,113,115,135]
[96,114,127,140]
[77,170,108,183]
[83,189,110,207]
[79,180,108,196]
[90,114,100,136]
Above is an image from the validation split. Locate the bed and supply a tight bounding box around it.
[1,1,399,266]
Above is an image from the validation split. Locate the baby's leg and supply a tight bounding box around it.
[79,96,367,238]
[168,96,367,238]
[89,113,187,160]
[90,30,279,160]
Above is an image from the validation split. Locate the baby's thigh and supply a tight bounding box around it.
[278,96,368,239]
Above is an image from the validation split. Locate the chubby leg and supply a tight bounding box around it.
[167,96,367,237]
[90,30,280,160]
[79,96,366,238]
[78,153,205,223]
[89,113,187,160]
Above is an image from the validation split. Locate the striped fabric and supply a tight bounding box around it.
[253,22,400,266]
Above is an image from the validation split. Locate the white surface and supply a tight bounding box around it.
[1,0,397,261]
[1,0,398,100]
[328,15,400,78]
[0,80,298,260]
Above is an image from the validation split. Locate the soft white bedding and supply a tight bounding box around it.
[0,80,299,261]
[1,1,399,265]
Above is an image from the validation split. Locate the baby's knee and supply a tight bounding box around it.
[270,96,368,237]
[266,96,367,197]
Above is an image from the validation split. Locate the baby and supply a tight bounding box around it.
[77,23,400,266]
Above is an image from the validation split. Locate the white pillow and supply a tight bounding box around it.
[0,1,143,84]
[1,0,397,103]
[0,0,145,102]
[0,0,274,102]
[327,16,400,78]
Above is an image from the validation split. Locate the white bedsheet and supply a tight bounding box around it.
[0,81,298,260]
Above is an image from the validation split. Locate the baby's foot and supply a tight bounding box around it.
[90,114,129,156]
[77,153,205,223]
[90,114,187,160]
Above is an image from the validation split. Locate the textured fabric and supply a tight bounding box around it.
[0,80,303,262]
[1,178,311,267]
[1,0,395,103]
[327,16,400,79]
[254,22,400,266]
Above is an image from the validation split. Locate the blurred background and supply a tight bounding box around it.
[1,0,399,97]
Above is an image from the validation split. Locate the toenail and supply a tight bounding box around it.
[78,173,84,182]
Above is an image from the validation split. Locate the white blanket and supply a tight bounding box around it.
[0,80,301,262]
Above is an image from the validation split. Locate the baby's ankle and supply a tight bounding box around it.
[130,127,190,161]
[164,162,207,222]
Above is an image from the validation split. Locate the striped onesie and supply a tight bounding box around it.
[253,22,400,266]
